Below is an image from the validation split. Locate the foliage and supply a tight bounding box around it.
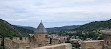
[13,25,34,34]
[74,19,111,31]
[47,25,80,32]
[72,19,111,40]
[0,19,22,37]
[49,19,111,40]
[0,19,31,48]
[0,46,4,49]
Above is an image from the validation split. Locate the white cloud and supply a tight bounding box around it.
[0,0,111,27]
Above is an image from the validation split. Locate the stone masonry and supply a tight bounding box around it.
[4,21,67,49]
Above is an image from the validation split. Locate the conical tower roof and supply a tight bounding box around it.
[34,21,47,33]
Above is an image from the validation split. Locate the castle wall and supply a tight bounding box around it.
[33,43,72,49]
[4,37,31,49]
[4,34,66,49]
[34,33,50,47]
[4,22,68,49]
[104,35,111,49]
[22,37,29,43]
[4,37,13,49]
[100,30,111,49]
[81,40,104,49]
[51,39,59,45]
[44,37,50,46]
[13,37,21,42]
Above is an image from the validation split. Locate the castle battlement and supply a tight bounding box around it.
[5,37,30,43]
[4,22,68,49]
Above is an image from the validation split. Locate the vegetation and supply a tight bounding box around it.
[0,19,25,49]
[13,25,34,34]
[74,19,111,31]
[0,19,22,37]
[54,19,111,40]
[1,18,111,49]
[72,19,111,40]
[47,25,80,32]
[49,19,111,49]
[0,46,4,49]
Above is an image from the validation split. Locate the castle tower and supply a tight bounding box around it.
[34,21,49,47]
[34,21,47,33]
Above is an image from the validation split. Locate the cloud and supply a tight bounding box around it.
[0,0,111,27]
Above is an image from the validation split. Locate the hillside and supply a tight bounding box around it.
[13,25,34,34]
[47,25,80,32]
[16,25,80,33]
[15,25,36,30]
[0,19,21,37]
[74,19,111,32]
[50,19,111,40]
[69,19,111,40]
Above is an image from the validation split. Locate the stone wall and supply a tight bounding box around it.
[4,37,31,49]
[100,30,111,49]
[4,33,65,49]
[33,43,72,49]
[104,35,111,49]
[34,33,50,47]
[81,40,104,49]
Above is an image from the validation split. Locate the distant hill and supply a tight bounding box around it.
[0,19,21,37]
[15,25,36,31]
[13,25,34,34]
[47,25,80,32]
[15,25,81,33]
[71,19,111,40]
[74,19,111,32]
[0,18,34,37]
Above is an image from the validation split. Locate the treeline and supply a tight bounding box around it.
[13,25,34,34]
[72,19,111,40]
[74,19,111,31]
[47,25,80,32]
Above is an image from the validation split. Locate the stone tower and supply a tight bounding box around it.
[34,21,50,47]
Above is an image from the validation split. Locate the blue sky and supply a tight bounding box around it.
[0,0,111,28]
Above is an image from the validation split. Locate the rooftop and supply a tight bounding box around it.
[34,21,47,33]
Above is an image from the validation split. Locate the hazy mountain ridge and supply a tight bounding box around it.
[15,25,36,31]
[15,25,81,32]
[47,25,81,32]
[74,19,111,32]
[13,25,34,34]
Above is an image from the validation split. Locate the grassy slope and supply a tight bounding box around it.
[0,19,21,37]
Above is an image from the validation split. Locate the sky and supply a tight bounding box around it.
[0,0,111,28]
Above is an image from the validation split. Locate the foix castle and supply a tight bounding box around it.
[4,21,72,49]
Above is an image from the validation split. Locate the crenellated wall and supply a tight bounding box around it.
[4,34,65,49]
[4,37,32,49]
